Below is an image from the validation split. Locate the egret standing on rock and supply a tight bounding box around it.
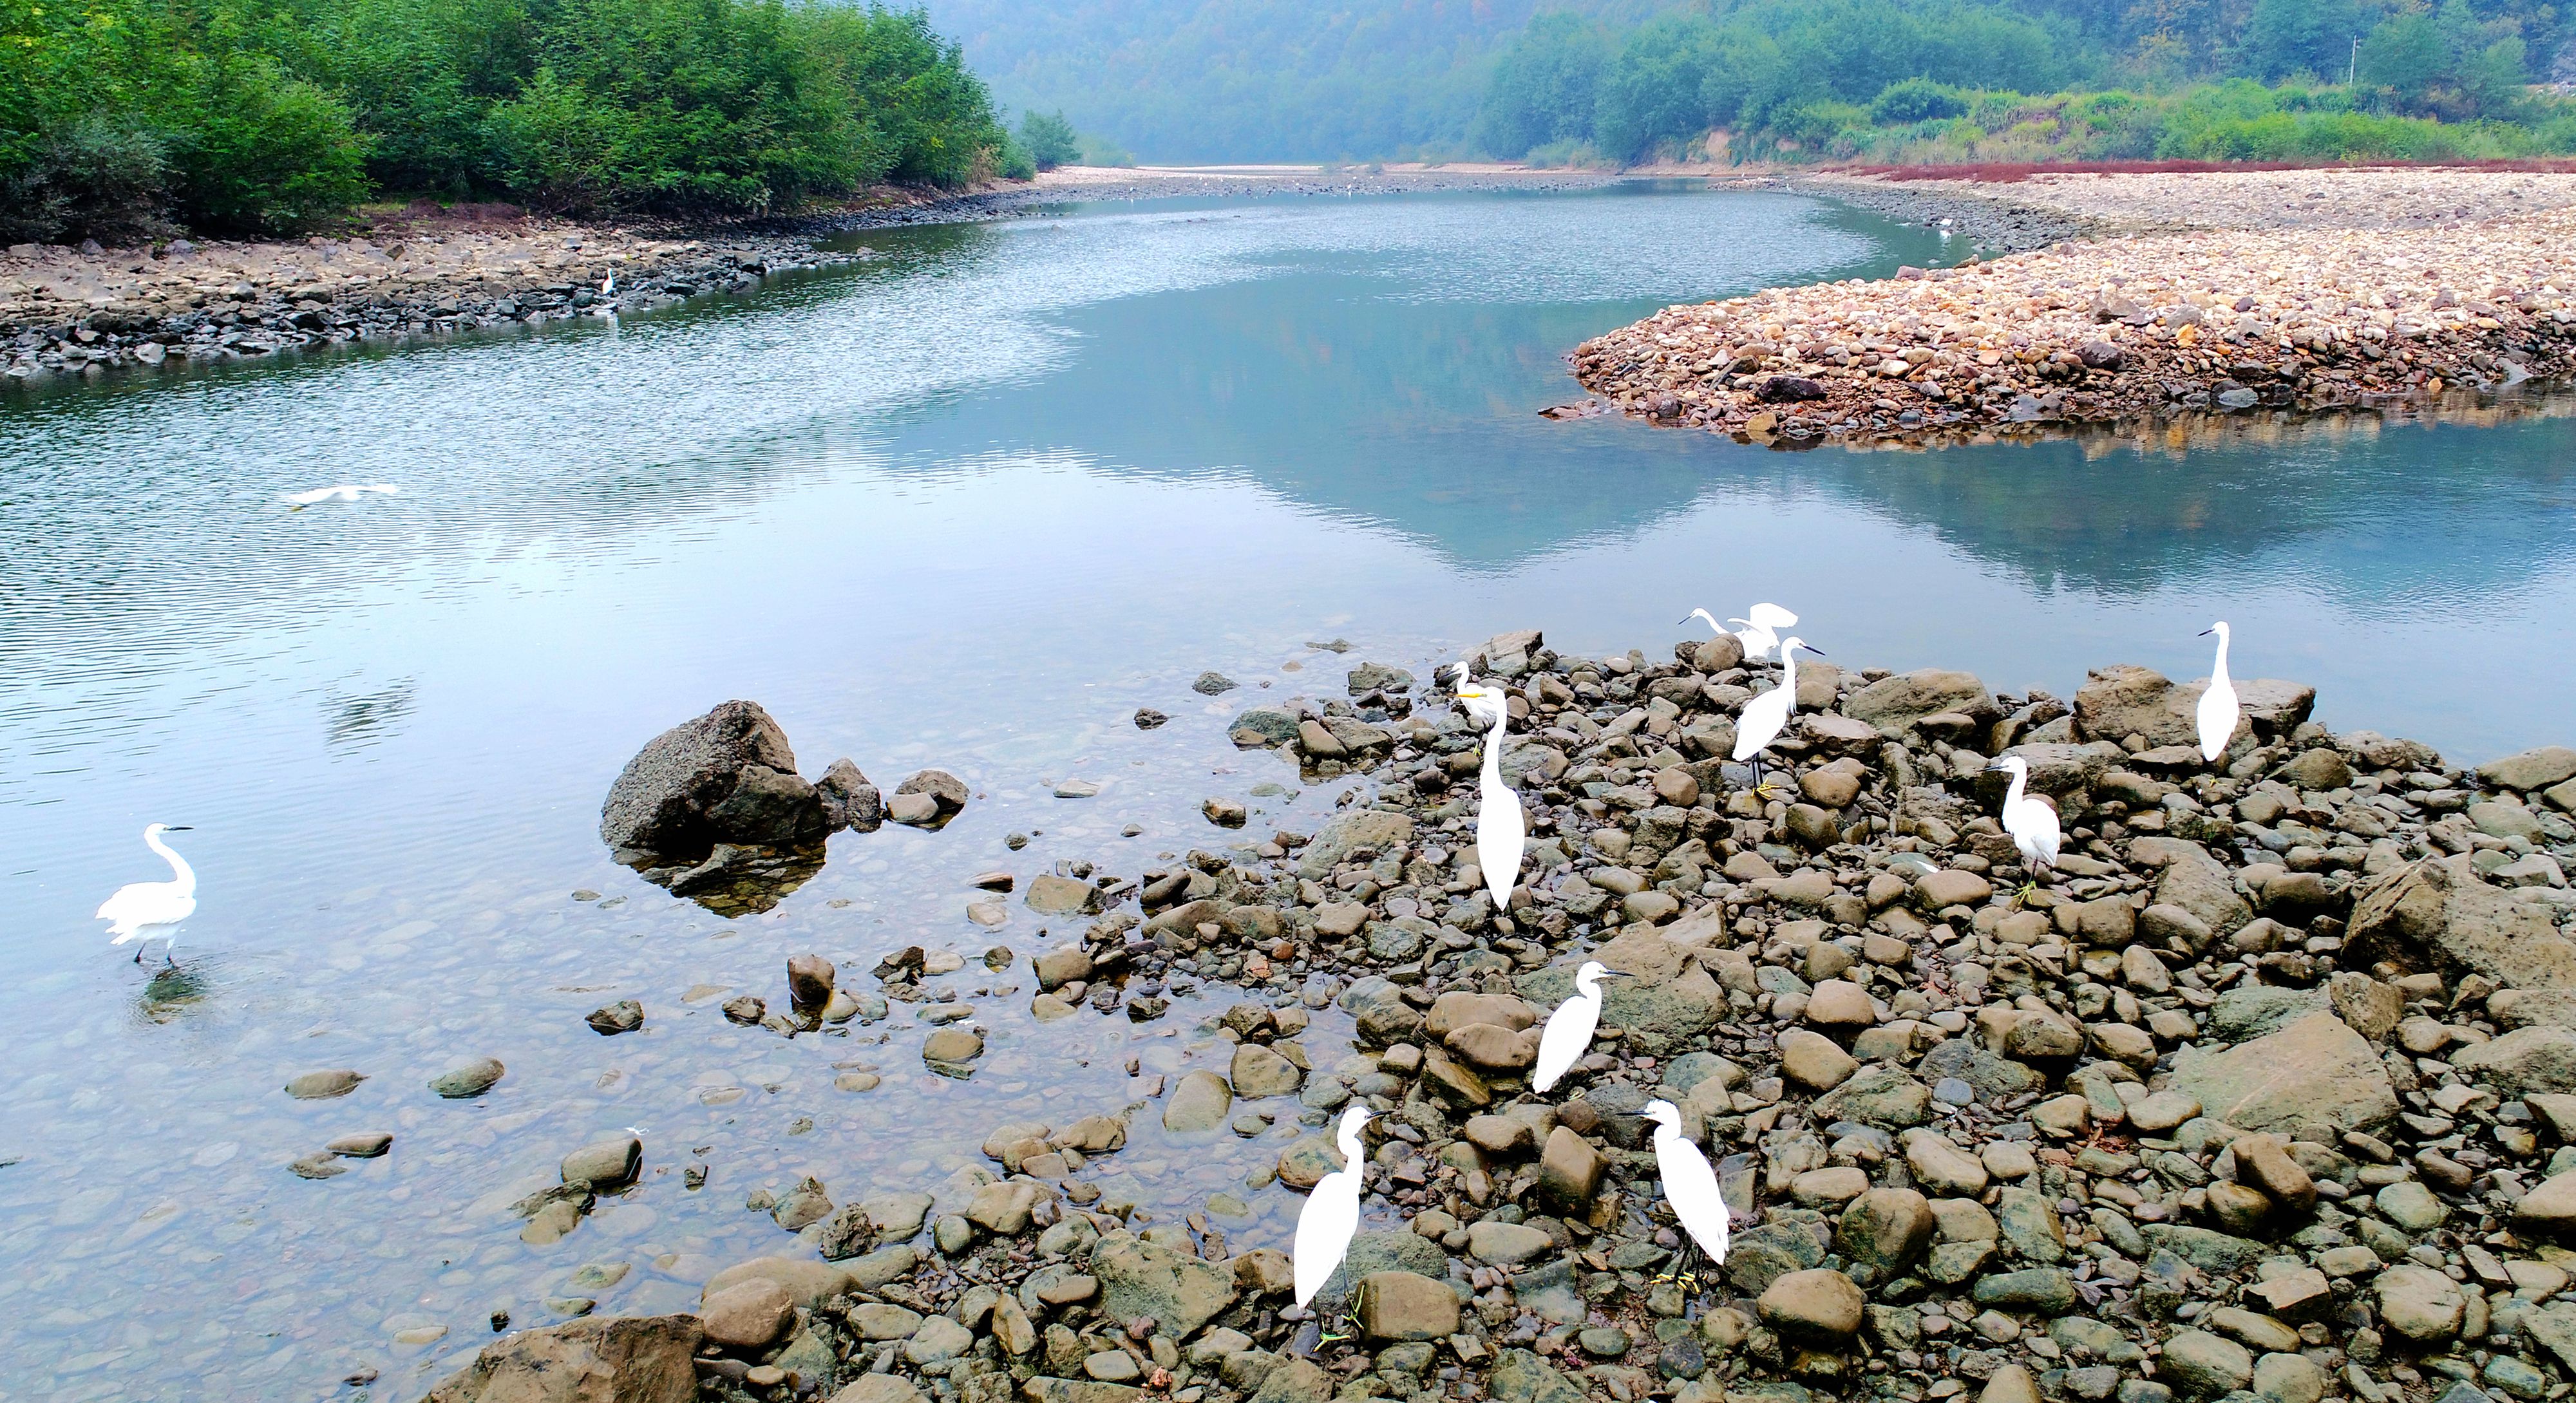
[1732,636,1823,795]
[1454,681,1526,911]
[1984,755,2060,900]
[1293,1106,1372,1310]
[1533,960,1626,1093]
[98,824,196,964]
[1643,1100,1730,1275]
[2197,621,2239,764]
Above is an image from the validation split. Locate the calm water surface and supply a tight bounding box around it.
[3,183,2574,1399]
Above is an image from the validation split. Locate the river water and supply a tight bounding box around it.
[1,182,2572,1400]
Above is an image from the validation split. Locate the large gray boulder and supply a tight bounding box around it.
[1517,924,1725,1057]
[2348,855,2576,988]
[2074,666,2314,749]
[600,701,838,860]
[1092,1230,1240,1339]
[1844,669,1996,736]
[423,1315,701,1403]
[2168,1012,2396,1135]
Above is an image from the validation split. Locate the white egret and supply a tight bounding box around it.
[1292,1106,1372,1310]
[1643,1100,1730,1274]
[1732,636,1823,795]
[285,483,399,509]
[1453,680,1525,911]
[1985,755,2061,900]
[1532,960,1627,1093]
[601,271,616,299]
[98,824,196,963]
[1730,602,1799,661]
[2197,621,2239,764]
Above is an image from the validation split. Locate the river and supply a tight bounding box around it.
[0,180,2571,1399]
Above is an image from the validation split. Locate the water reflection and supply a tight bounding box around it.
[325,678,417,751]
[1,181,2573,1401]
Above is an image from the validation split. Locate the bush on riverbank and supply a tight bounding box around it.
[0,0,1012,241]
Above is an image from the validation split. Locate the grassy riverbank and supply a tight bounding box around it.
[0,0,1016,243]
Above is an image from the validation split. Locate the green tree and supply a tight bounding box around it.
[1018,107,1077,168]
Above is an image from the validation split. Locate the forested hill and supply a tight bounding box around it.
[932,0,2576,164]
[916,0,1667,163]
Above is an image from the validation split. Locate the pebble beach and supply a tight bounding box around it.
[415,626,2576,1403]
[1567,169,2576,443]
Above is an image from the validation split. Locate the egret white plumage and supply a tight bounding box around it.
[601,271,616,298]
[1532,959,1626,1093]
[1731,636,1823,795]
[1453,681,1526,911]
[2196,621,2239,764]
[1642,1099,1730,1275]
[1729,602,1798,661]
[1292,1106,1372,1310]
[286,483,399,509]
[1985,755,2061,900]
[97,823,196,963]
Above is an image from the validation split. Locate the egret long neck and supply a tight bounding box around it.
[2004,764,2027,809]
[146,831,194,893]
[1778,647,1798,709]
[2211,627,2232,687]
[1480,705,1508,784]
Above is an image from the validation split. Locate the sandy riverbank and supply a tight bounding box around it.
[1565,169,2576,444]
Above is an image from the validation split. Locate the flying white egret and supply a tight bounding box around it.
[1730,602,1799,661]
[1732,636,1823,795]
[98,823,196,963]
[1985,755,2061,900]
[1453,681,1525,912]
[2197,622,2239,764]
[1292,1106,1372,1310]
[285,483,399,509]
[1642,1100,1730,1275]
[1532,960,1627,1093]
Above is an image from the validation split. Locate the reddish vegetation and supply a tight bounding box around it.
[1842,157,2576,184]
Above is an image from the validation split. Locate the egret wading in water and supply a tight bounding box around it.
[1532,960,1627,1093]
[2197,621,2240,764]
[1985,755,2061,902]
[1293,1106,1373,1312]
[98,824,196,964]
[286,483,399,509]
[1732,636,1823,796]
[1642,1100,1730,1282]
[1453,681,1526,912]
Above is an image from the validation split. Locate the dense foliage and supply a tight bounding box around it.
[1,0,1011,240]
[912,0,2575,163]
[1477,0,2576,165]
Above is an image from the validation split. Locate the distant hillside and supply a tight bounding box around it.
[916,0,1665,162]
[924,0,2575,164]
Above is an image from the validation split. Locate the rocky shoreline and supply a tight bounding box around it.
[422,626,2576,1403]
[1566,171,2576,445]
[0,217,855,386]
[0,168,1626,388]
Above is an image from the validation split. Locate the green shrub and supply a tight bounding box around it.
[1019,108,1077,169]
[1869,78,1967,124]
[0,114,174,243]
